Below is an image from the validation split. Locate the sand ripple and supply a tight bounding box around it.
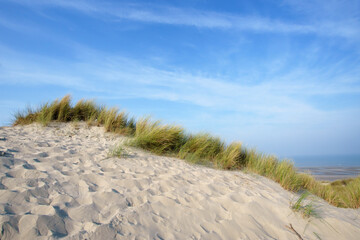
[0,123,359,239]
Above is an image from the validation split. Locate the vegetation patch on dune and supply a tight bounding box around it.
[14,95,360,208]
[291,191,318,219]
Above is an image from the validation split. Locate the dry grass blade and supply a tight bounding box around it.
[285,224,304,240]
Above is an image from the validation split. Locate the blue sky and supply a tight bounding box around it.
[0,0,359,157]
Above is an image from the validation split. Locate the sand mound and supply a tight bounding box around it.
[0,123,359,239]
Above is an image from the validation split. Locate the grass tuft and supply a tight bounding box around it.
[178,133,224,165]
[12,95,135,136]
[244,152,302,191]
[215,142,245,169]
[13,106,38,125]
[130,118,186,155]
[108,145,128,158]
[291,191,318,218]
[71,99,101,122]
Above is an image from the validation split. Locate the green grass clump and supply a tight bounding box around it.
[108,144,128,158]
[15,95,74,126]
[291,191,318,218]
[97,108,136,135]
[329,177,360,208]
[13,95,360,209]
[37,95,72,125]
[98,107,120,131]
[178,133,224,165]
[244,151,302,191]
[215,142,245,169]
[13,95,135,136]
[130,118,186,154]
[14,107,39,125]
[71,99,101,122]
[56,95,72,121]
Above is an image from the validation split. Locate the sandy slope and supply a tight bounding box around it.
[0,123,359,240]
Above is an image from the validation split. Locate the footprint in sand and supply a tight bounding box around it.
[37,152,49,158]
[36,214,68,237]
[23,163,36,170]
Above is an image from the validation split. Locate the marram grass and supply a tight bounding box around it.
[178,133,225,165]
[14,95,136,134]
[13,95,360,208]
[130,118,186,154]
[215,142,245,170]
[291,191,318,219]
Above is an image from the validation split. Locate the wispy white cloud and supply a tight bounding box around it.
[1,44,359,117]
[5,0,360,39]
[8,0,97,13]
[282,0,360,39]
[283,0,360,19]
[0,16,41,34]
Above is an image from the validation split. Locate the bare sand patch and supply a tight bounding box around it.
[0,123,359,239]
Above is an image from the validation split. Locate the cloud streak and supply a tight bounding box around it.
[6,0,360,39]
[1,44,359,118]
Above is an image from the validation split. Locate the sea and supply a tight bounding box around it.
[289,155,360,168]
[285,155,360,181]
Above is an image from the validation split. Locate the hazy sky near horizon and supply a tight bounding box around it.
[0,0,359,157]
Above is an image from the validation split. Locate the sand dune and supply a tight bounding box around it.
[0,123,359,239]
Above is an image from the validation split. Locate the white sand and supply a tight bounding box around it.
[0,123,359,240]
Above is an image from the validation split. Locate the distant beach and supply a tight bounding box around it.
[290,155,360,181]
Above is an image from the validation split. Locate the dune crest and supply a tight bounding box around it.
[0,123,359,239]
